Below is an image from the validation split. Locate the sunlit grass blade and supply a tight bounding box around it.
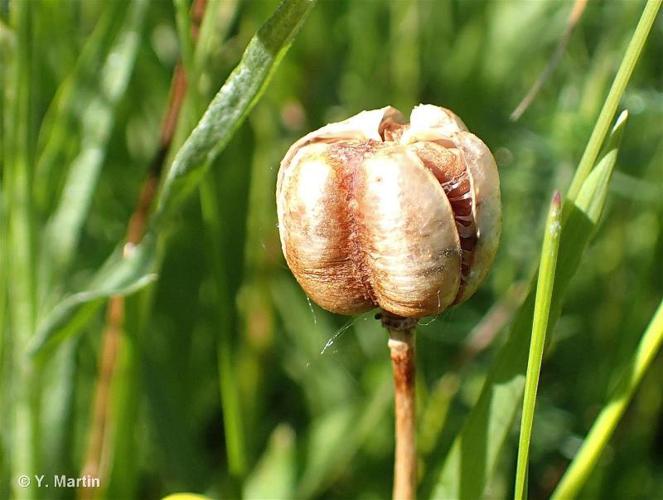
[427,109,627,499]
[31,0,317,359]
[514,192,562,500]
[510,0,588,121]
[269,276,395,498]
[271,277,356,409]
[4,2,38,497]
[0,190,6,353]
[193,0,238,78]
[566,0,661,201]
[173,0,196,76]
[245,425,297,500]
[153,0,317,225]
[200,177,248,480]
[0,21,11,484]
[40,0,148,295]
[551,299,663,499]
[424,3,658,490]
[296,374,393,499]
[34,1,126,212]
[28,238,158,358]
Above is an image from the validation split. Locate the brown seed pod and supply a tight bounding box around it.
[276,105,501,318]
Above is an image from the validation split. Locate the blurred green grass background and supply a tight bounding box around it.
[1,0,662,499]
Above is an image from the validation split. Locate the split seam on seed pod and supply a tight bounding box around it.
[276,104,501,319]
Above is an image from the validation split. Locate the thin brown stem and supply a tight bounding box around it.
[78,1,208,497]
[382,312,417,500]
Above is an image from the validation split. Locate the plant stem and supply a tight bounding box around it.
[383,312,417,500]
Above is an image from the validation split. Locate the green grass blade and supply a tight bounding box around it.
[34,1,126,212]
[296,370,393,499]
[4,2,38,496]
[0,22,9,471]
[551,299,663,499]
[200,179,248,479]
[566,0,661,201]
[103,329,140,499]
[271,277,356,411]
[428,111,627,500]
[0,183,6,360]
[26,0,316,363]
[245,425,297,500]
[40,0,147,292]
[153,0,317,226]
[28,238,158,358]
[192,0,238,79]
[270,279,393,498]
[514,192,562,500]
[173,0,196,76]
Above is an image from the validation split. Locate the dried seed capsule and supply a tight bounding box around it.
[276,105,501,318]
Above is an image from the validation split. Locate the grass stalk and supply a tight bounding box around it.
[552,299,663,499]
[514,192,562,500]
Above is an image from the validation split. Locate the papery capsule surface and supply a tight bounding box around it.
[276,105,501,318]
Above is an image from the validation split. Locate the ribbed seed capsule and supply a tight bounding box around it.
[276,105,501,318]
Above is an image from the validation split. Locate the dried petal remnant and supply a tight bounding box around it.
[277,105,501,318]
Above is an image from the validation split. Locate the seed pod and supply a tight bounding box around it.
[276,105,501,318]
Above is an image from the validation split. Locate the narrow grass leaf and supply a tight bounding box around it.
[551,299,663,499]
[153,0,317,226]
[514,192,562,500]
[297,405,356,499]
[5,2,38,494]
[245,425,297,500]
[566,0,661,200]
[29,239,158,358]
[0,190,7,343]
[428,112,627,500]
[173,0,196,76]
[41,0,318,354]
[200,178,248,478]
[296,370,393,499]
[271,277,355,411]
[34,0,126,210]
[193,0,238,78]
[41,0,147,289]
